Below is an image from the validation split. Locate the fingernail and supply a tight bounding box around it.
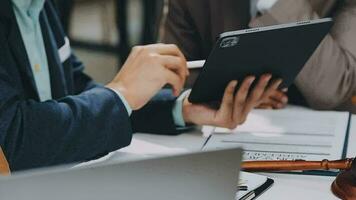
[232,80,238,87]
[282,88,288,92]
[282,97,288,103]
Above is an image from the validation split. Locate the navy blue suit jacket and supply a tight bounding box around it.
[0,0,181,171]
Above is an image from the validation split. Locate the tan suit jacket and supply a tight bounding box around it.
[163,0,356,113]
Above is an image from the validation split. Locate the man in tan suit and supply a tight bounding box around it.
[163,0,356,113]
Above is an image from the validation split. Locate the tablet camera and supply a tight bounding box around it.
[220,36,239,48]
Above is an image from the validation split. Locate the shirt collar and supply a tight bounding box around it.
[12,0,45,18]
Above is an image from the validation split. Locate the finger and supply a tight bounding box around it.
[268,79,283,93]
[242,74,272,118]
[145,44,189,76]
[232,77,256,123]
[218,81,238,116]
[248,74,272,103]
[270,90,289,104]
[260,78,282,101]
[164,69,184,96]
[159,55,188,83]
[257,104,273,109]
[263,98,286,109]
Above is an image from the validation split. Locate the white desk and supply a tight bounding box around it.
[75,109,356,199]
[85,128,343,200]
[258,173,336,200]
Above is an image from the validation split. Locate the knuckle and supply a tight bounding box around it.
[133,45,143,52]
[250,92,261,100]
[235,97,245,105]
[169,44,179,49]
[149,53,159,60]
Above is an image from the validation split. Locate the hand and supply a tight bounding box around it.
[107,44,189,110]
[182,75,273,129]
[257,79,288,109]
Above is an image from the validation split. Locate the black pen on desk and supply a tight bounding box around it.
[240,178,274,200]
[187,60,206,69]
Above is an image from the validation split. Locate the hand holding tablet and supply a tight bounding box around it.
[182,74,285,128]
[188,18,333,104]
[187,60,289,109]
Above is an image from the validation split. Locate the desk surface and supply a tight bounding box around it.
[84,128,346,200]
[82,113,356,200]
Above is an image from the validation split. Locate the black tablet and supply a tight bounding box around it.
[188,18,333,103]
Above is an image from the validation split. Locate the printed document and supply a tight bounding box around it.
[204,106,350,161]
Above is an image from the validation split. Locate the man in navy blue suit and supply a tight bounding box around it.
[0,0,278,171]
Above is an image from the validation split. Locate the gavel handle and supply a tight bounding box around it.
[242,158,354,172]
[352,96,356,105]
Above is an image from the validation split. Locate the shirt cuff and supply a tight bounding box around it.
[172,90,191,127]
[257,0,278,14]
[109,88,132,116]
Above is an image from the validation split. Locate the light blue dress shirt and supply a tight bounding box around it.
[11,0,186,126]
[12,0,52,102]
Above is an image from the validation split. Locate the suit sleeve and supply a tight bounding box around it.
[130,89,181,135]
[250,0,356,111]
[163,0,204,60]
[69,53,182,136]
[0,63,133,171]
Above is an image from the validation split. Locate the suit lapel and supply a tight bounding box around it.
[1,0,69,100]
[40,7,68,99]
[1,0,39,100]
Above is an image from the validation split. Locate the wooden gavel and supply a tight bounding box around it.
[242,158,354,172]
[241,158,356,200]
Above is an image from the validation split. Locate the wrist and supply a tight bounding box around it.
[106,82,137,110]
[182,97,195,125]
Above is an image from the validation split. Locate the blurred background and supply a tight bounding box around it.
[54,0,168,84]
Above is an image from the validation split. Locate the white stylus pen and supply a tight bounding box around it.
[187,60,206,69]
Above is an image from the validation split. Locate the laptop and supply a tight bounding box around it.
[0,148,242,200]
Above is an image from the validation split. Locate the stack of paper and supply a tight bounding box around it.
[204,106,350,161]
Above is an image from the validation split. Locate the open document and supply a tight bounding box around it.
[347,115,356,157]
[203,106,350,161]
